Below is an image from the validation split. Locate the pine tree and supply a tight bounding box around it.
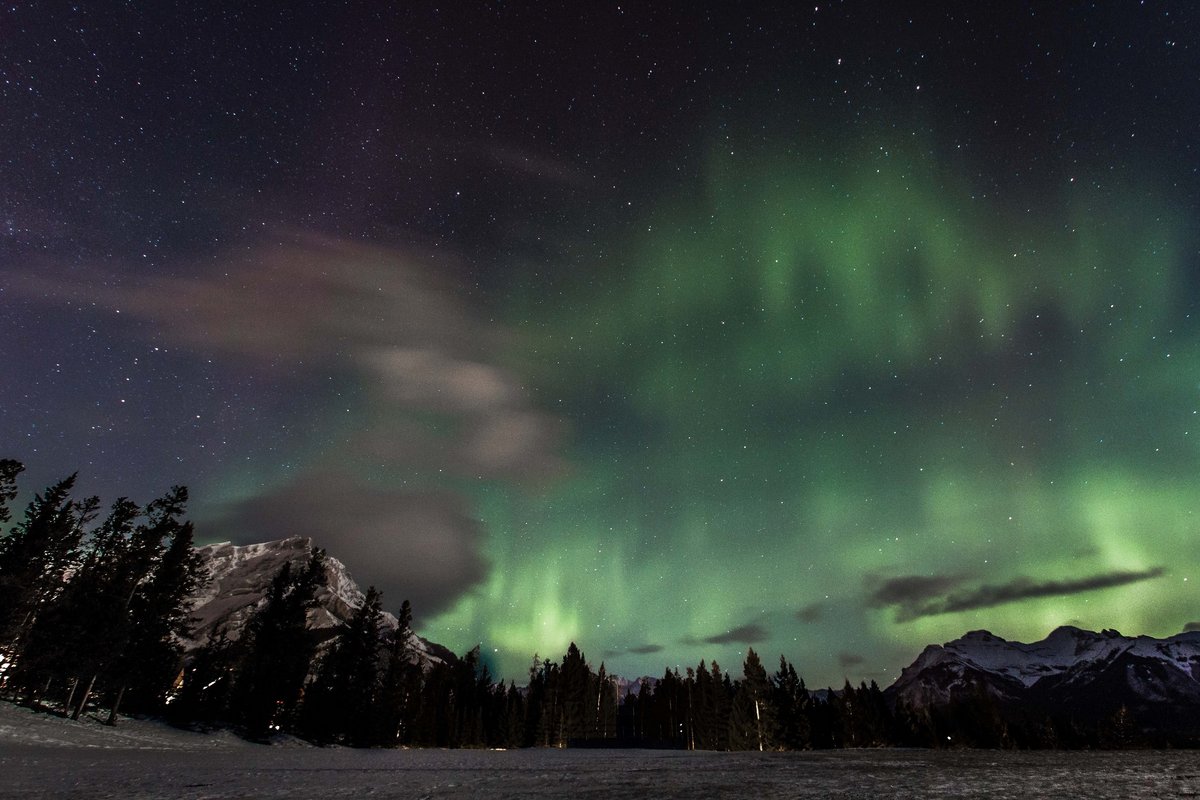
[397,600,412,639]
[692,661,715,749]
[448,644,491,746]
[412,659,453,746]
[526,656,562,746]
[560,642,589,742]
[87,488,200,722]
[0,474,98,694]
[523,654,548,746]
[650,668,685,744]
[376,599,421,746]
[707,661,732,750]
[729,649,775,751]
[633,677,652,742]
[230,548,326,740]
[773,656,811,750]
[810,689,841,748]
[503,680,525,748]
[301,586,385,745]
[112,511,204,720]
[0,459,24,527]
[856,680,894,747]
[593,662,617,740]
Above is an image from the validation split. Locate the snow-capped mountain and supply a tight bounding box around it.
[186,536,451,667]
[888,626,1200,731]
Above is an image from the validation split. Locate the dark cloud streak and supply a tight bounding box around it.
[838,652,864,668]
[628,644,665,655]
[796,603,824,623]
[869,568,1166,622]
[866,574,965,610]
[684,623,769,646]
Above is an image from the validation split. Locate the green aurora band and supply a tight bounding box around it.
[428,143,1200,685]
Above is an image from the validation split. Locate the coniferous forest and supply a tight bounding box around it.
[0,460,1186,750]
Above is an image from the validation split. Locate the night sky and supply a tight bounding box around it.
[3,2,1199,686]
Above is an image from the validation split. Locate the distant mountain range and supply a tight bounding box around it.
[185,537,1200,736]
[887,626,1200,736]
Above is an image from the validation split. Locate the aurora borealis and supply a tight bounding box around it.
[436,144,1200,682]
[3,3,1198,686]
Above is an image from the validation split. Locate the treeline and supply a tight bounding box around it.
[0,460,201,721]
[609,655,1148,750]
[178,615,1148,750]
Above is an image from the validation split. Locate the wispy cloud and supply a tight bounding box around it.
[868,568,1166,622]
[9,235,568,615]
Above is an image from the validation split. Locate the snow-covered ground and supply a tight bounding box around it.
[0,703,1197,799]
[0,702,253,751]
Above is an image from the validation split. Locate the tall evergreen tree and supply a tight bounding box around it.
[650,668,685,744]
[0,459,24,528]
[592,662,617,740]
[707,661,732,750]
[522,654,548,746]
[729,649,775,751]
[773,656,811,750]
[376,598,421,746]
[808,689,840,748]
[633,677,652,742]
[692,661,715,749]
[559,642,589,742]
[230,548,326,740]
[412,659,454,746]
[111,507,204,720]
[0,474,97,692]
[449,644,490,746]
[301,586,385,745]
[858,680,894,747]
[503,680,525,747]
[396,600,412,639]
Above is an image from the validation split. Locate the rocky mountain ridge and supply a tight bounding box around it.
[887,625,1200,736]
[186,536,452,667]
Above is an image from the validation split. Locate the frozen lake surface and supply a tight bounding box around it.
[1,704,1197,799]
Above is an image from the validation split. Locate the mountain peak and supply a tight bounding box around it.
[187,536,451,668]
[1045,624,1087,639]
[889,624,1200,731]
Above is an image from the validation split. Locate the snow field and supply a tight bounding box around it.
[1,703,1197,799]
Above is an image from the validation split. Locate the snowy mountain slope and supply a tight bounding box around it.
[186,536,451,667]
[888,626,1200,727]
